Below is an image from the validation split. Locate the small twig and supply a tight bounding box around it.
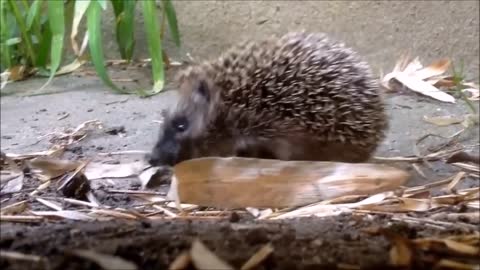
[97,150,149,156]
[105,189,166,195]
[0,251,45,263]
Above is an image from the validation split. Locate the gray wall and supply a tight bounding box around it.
[103,0,479,80]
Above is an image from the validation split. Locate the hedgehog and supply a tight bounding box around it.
[148,32,388,167]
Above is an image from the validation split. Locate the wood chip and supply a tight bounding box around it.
[170,157,409,208]
[240,243,274,270]
[190,239,234,270]
[70,249,138,270]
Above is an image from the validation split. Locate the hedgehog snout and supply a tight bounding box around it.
[147,138,180,167]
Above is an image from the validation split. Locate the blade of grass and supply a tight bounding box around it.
[26,0,42,30]
[162,0,180,47]
[71,0,91,56]
[97,0,107,10]
[0,0,12,69]
[111,0,136,60]
[37,0,65,91]
[87,0,131,94]
[141,0,165,95]
[26,0,44,52]
[7,0,36,66]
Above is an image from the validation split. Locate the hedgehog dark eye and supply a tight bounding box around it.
[172,117,189,133]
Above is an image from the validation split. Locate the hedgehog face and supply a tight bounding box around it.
[148,78,214,166]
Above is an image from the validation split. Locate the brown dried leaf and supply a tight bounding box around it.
[446,151,480,164]
[5,146,65,161]
[434,259,480,270]
[0,200,28,215]
[28,157,82,181]
[44,120,103,147]
[70,249,138,270]
[413,58,450,80]
[423,115,464,126]
[84,161,148,180]
[170,157,409,208]
[190,239,234,270]
[414,237,480,256]
[389,235,412,267]
[168,251,191,270]
[240,243,274,270]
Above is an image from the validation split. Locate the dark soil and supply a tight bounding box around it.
[1,213,478,270]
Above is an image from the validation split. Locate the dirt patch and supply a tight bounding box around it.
[2,214,477,270]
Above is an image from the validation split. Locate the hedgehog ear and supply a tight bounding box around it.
[194,80,210,103]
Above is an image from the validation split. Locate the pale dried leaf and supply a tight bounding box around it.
[172,157,409,208]
[166,202,198,211]
[71,249,138,270]
[359,197,443,212]
[31,210,94,221]
[90,209,140,219]
[461,114,479,128]
[0,172,23,194]
[56,58,85,75]
[240,243,274,270]
[138,166,171,189]
[86,191,102,207]
[462,88,480,101]
[403,57,423,74]
[35,198,63,211]
[394,72,456,103]
[84,161,148,180]
[271,192,394,219]
[0,251,44,262]
[190,239,234,270]
[0,215,43,222]
[423,115,464,126]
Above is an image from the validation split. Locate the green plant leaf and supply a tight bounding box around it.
[142,0,165,95]
[162,0,180,47]
[0,0,12,69]
[7,0,36,66]
[36,25,51,68]
[111,0,136,60]
[38,0,65,91]
[26,0,42,30]
[87,0,130,94]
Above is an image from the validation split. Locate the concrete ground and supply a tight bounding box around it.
[1,65,478,188]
